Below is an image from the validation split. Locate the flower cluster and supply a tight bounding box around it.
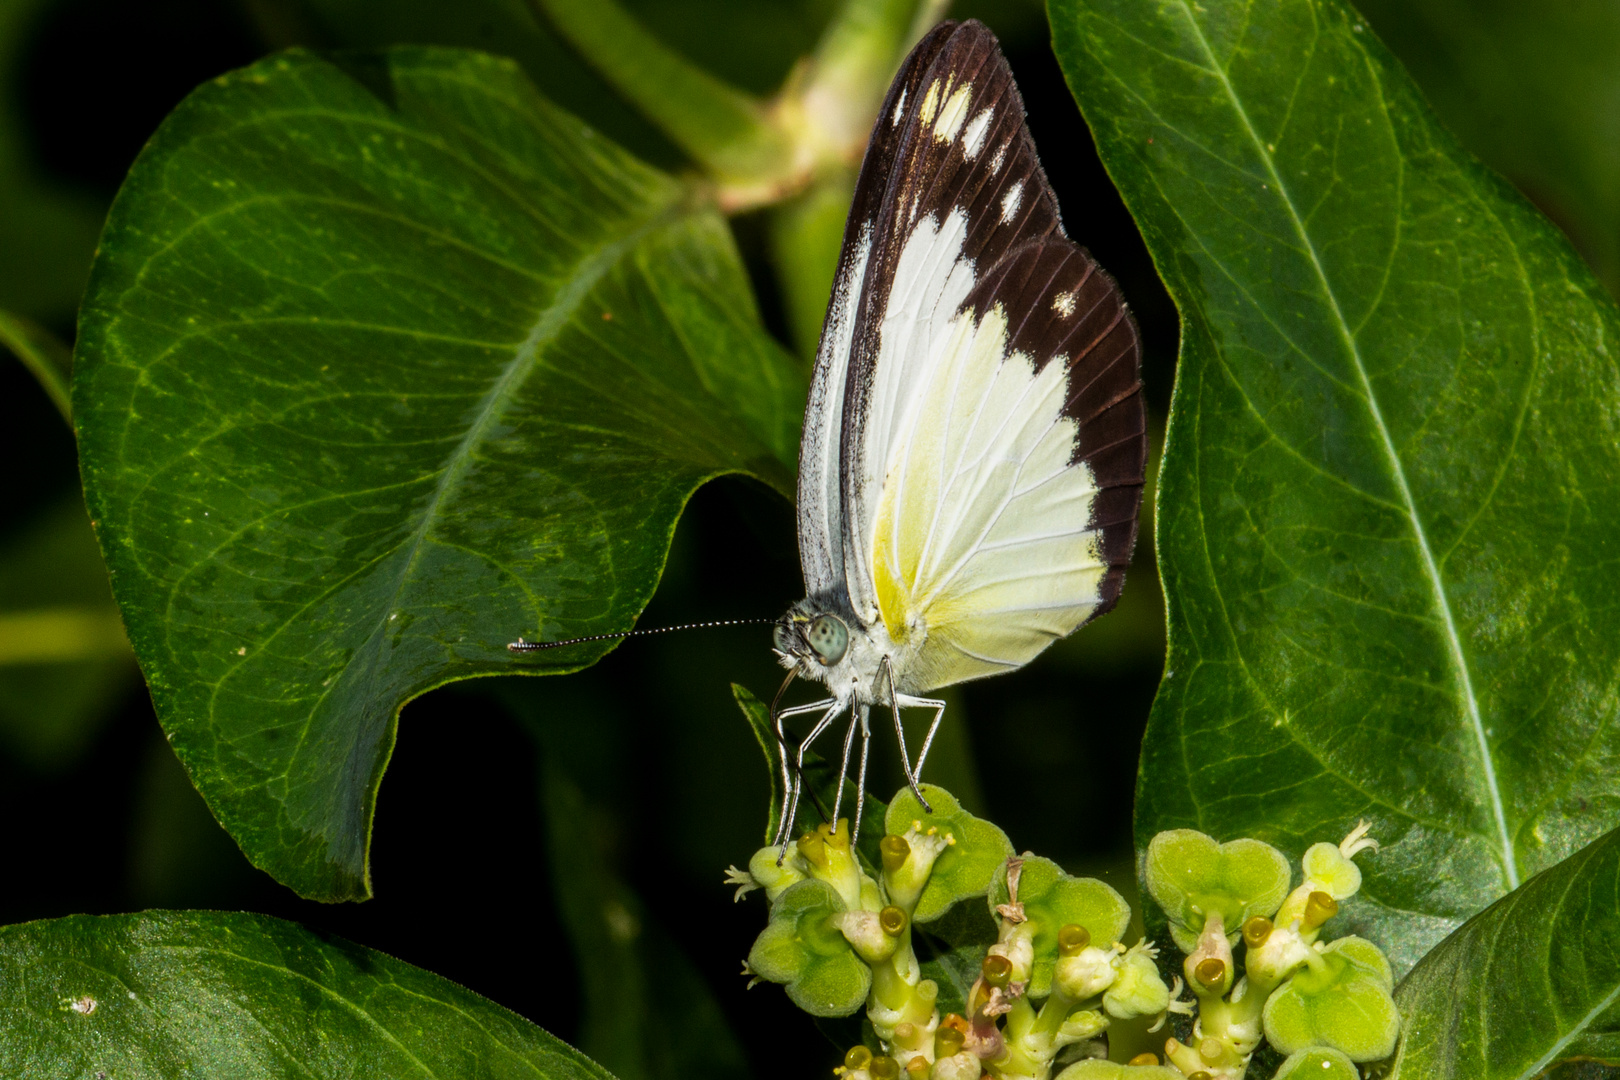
[729,788,1395,1080]
[731,786,1178,1080]
[1143,823,1396,1078]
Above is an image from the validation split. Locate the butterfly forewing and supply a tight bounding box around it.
[795,28,956,612]
[797,18,1146,694]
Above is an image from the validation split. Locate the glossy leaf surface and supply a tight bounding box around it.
[1352,0,1620,300]
[74,46,803,901]
[0,910,612,1077]
[1391,827,1620,1078]
[1051,0,1620,973]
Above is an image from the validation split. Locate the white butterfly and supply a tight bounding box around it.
[768,19,1146,844]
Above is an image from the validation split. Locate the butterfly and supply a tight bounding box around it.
[766,19,1147,845]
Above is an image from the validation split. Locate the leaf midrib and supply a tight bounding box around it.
[211,189,687,773]
[1173,1,1519,887]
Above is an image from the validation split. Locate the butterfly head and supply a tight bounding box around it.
[773,602,850,671]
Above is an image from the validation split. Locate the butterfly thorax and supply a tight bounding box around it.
[772,596,905,706]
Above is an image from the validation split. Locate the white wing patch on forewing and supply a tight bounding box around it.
[845,209,977,623]
[892,86,908,126]
[798,224,872,596]
[961,109,993,159]
[868,304,1104,692]
[933,83,974,142]
[1001,181,1023,224]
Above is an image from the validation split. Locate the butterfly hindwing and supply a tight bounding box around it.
[826,20,1146,692]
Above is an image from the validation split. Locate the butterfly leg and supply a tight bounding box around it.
[780,699,847,848]
[830,705,860,828]
[771,697,838,848]
[896,694,947,778]
[883,658,933,813]
[768,671,799,823]
[852,704,872,843]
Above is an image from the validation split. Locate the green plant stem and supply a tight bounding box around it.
[0,607,131,664]
[797,0,935,153]
[526,0,793,190]
[0,309,72,424]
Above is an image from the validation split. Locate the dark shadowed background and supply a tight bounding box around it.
[1,0,1610,1076]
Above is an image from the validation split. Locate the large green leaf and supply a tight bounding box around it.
[1051,0,1620,973]
[74,46,803,901]
[1391,827,1620,1077]
[1351,0,1620,301]
[0,909,611,1077]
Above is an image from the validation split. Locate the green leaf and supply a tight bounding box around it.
[886,784,1014,923]
[918,939,987,1019]
[0,309,73,423]
[541,760,748,1080]
[1390,827,1620,1079]
[1351,0,1620,300]
[0,910,614,1076]
[74,45,803,901]
[1051,0,1620,971]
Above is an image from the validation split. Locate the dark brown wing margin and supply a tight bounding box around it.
[826,18,1146,622]
[960,241,1146,619]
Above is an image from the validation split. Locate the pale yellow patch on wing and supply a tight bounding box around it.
[933,83,974,142]
[919,79,943,126]
[868,304,1107,693]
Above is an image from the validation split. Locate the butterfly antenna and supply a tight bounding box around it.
[507,618,774,652]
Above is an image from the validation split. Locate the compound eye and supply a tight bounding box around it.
[772,622,793,654]
[806,614,849,665]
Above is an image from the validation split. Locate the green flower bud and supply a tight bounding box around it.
[1273,1047,1361,1080]
[988,857,1131,998]
[1301,821,1378,899]
[932,1052,983,1080]
[1103,942,1171,1020]
[884,785,1014,922]
[1184,912,1234,1000]
[1053,1061,1183,1080]
[745,845,807,902]
[746,879,871,1016]
[990,924,1037,986]
[833,909,902,964]
[1274,822,1380,943]
[1056,1008,1109,1042]
[798,819,873,913]
[1053,945,1117,1001]
[1262,936,1398,1061]
[1144,830,1291,954]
